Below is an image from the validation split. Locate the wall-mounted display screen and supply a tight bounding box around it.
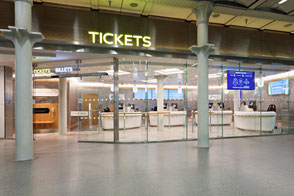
[134,89,184,100]
[268,79,289,95]
[227,70,255,90]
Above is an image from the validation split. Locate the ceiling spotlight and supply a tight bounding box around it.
[212,13,220,18]
[130,3,138,7]
[284,23,292,28]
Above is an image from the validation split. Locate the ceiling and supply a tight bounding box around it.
[30,0,294,33]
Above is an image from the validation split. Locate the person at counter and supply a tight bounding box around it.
[234,101,277,132]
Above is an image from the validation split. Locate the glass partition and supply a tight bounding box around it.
[76,59,114,142]
[186,62,198,139]
[208,65,224,138]
[146,60,188,142]
[32,53,294,143]
[116,58,148,142]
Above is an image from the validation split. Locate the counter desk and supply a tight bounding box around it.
[194,110,233,125]
[234,111,276,131]
[100,112,142,130]
[149,111,186,127]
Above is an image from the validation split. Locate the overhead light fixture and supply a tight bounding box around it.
[284,23,292,28]
[154,68,184,75]
[130,3,138,7]
[278,0,287,4]
[212,13,220,18]
[255,78,264,88]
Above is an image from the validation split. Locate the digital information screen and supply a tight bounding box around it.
[227,70,255,90]
[268,79,289,95]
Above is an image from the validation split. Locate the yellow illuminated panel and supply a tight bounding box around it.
[33,69,51,74]
[88,31,152,48]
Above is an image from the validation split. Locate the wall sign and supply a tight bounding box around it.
[71,111,89,117]
[55,67,73,73]
[33,69,50,74]
[227,70,255,90]
[88,31,151,48]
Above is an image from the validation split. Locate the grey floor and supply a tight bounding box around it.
[0,133,294,196]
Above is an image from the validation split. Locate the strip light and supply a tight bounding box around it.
[154,68,184,75]
[278,0,288,5]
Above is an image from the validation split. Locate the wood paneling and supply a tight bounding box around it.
[33,104,59,130]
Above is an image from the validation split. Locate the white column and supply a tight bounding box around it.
[155,75,166,131]
[0,67,4,138]
[59,78,67,135]
[190,1,215,148]
[0,0,43,161]
[234,90,241,111]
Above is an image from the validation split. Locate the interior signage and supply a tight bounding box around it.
[55,67,73,73]
[33,69,50,74]
[227,70,255,90]
[88,31,151,48]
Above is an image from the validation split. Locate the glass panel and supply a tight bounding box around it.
[208,66,225,138]
[259,64,290,135]
[117,57,148,142]
[146,59,187,141]
[76,59,114,142]
[187,62,198,139]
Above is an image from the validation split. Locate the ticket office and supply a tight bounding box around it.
[32,54,294,142]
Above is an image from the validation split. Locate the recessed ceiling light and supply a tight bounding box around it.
[284,23,292,28]
[212,13,220,18]
[130,3,138,7]
[278,0,287,5]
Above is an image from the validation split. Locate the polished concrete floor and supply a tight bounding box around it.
[1,133,294,196]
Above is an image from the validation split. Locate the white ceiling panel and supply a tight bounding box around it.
[148,4,191,20]
[262,21,294,32]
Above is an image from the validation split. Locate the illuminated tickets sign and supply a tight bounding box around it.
[55,67,73,73]
[88,31,151,48]
[33,69,50,74]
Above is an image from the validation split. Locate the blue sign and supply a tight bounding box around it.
[227,70,255,90]
[55,66,73,73]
